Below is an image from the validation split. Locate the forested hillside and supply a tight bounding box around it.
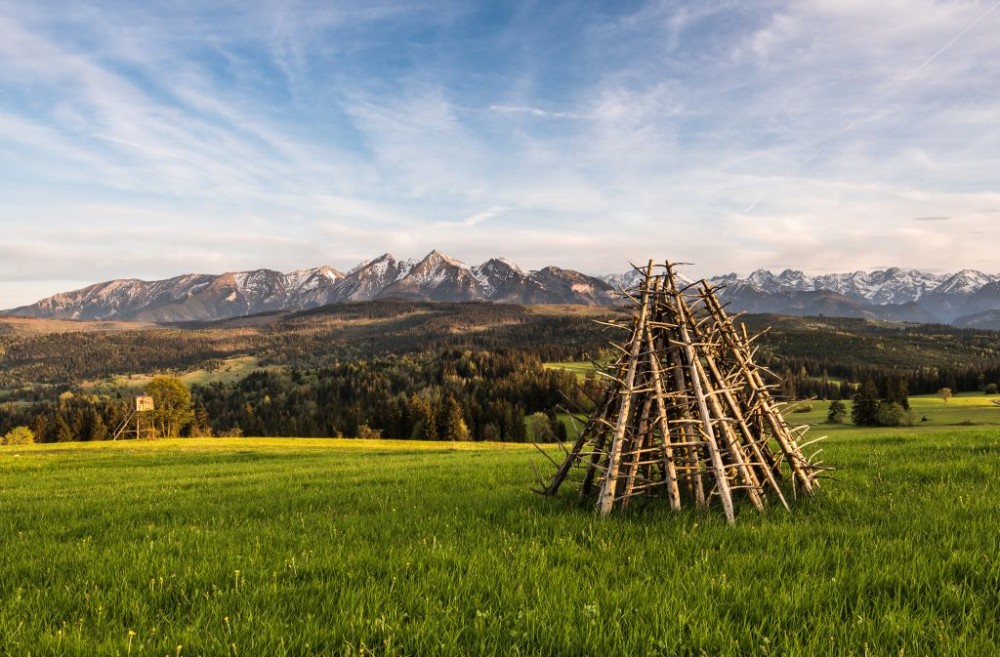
[741,315,1000,397]
[2,301,999,442]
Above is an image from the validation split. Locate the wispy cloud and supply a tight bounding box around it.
[488,105,587,119]
[1,0,998,305]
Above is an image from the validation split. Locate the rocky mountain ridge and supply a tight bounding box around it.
[702,267,1000,327]
[3,251,617,322]
[5,256,1000,327]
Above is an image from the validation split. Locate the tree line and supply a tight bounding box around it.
[5,303,1000,442]
[0,350,599,443]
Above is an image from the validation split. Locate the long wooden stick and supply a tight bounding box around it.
[666,264,736,523]
[700,285,816,494]
[597,260,655,517]
[644,331,682,510]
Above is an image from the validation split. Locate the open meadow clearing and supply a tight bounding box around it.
[1,427,999,656]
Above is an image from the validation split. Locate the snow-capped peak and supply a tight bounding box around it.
[933,269,995,296]
[423,250,468,269]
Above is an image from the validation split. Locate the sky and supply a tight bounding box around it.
[1,0,999,307]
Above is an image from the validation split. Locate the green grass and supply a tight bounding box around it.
[95,356,271,390]
[788,392,1000,432]
[1,432,999,656]
[543,361,597,381]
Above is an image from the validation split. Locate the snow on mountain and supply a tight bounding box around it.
[746,269,781,290]
[471,258,543,302]
[802,268,946,304]
[330,253,413,302]
[929,269,997,297]
[283,266,341,292]
[955,281,1000,318]
[380,251,483,301]
[8,257,1000,325]
[602,268,646,291]
[695,267,1000,323]
[529,266,617,306]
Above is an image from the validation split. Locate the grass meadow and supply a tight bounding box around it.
[1,424,999,656]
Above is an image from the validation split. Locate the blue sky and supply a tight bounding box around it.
[1,0,998,306]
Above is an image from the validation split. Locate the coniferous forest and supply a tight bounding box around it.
[3,301,1000,442]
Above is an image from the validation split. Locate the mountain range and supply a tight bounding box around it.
[708,267,1000,327]
[4,254,1000,329]
[2,251,615,322]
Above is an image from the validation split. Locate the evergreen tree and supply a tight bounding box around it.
[55,415,74,442]
[407,394,436,440]
[86,409,109,441]
[851,378,881,427]
[879,375,910,410]
[189,403,213,437]
[29,415,49,443]
[438,396,469,441]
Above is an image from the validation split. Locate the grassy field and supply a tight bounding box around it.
[786,392,1000,432]
[100,356,272,390]
[553,391,1000,443]
[543,361,599,381]
[0,317,156,335]
[2,429,999,656]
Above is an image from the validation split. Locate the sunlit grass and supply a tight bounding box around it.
[89,356,275,391]
[1,431,998,656]
[789,393,1000,431]
[543,361,597,381]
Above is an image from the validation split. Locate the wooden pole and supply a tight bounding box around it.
[543,393,611,495]
[666,263,736,523]
[644,332,682,510]
[700,286,816,493]
[597,260,655,517]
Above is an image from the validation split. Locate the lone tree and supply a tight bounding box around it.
[146,376,194,437]
[827,399,847,424]
[937,387,953,404]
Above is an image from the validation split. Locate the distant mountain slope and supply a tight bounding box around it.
[954,309,1000,331]
[4,251,617,322]
[5,267,346,322]
[687,267,1000,325]
[8,257,1000,325]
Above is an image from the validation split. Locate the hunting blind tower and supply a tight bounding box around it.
[112,395,155,440]
[540,261,823,522]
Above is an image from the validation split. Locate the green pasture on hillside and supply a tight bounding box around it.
[543,361,599,381]
[83,356,272,392]
[550,381,1000,441]
[2,429,999,656]
[784,392,1000,432]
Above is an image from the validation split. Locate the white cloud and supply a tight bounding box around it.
[1,1,998,306]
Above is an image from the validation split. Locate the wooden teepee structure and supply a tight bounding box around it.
[541,260,822,522]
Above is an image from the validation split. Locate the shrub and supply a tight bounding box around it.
[2,426,35,446]
[792,403,813,414]
[526,412,555,442]
[358,424,383,439]
[876,402,914,427]
[984,383,999,395]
